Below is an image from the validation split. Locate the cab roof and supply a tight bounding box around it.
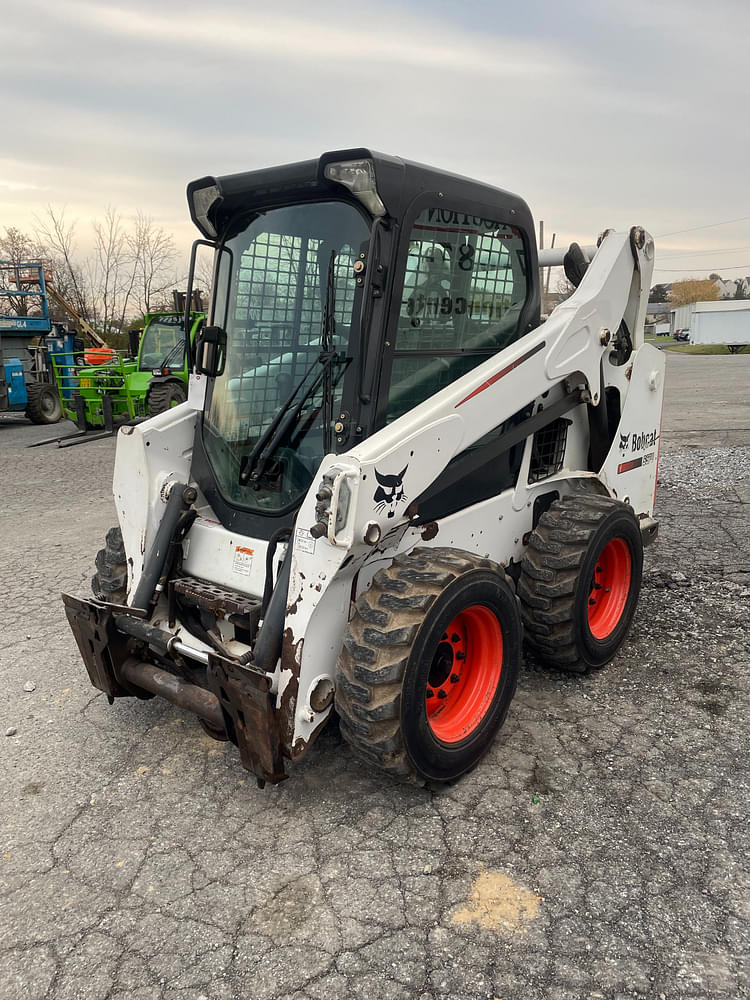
[187,147,535,243]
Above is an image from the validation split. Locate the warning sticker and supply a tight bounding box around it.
[232,545,254,576]
[295,527,316,555]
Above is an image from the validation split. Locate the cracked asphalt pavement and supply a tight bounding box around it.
[2,352,748,1000]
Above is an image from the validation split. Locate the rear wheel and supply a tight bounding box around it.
[518,494,643,672]
[335,547,522,783]
[148,381,187,416]
[92,526,128,605]
[25,382,62,424]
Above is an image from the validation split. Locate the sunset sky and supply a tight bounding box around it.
[2,0,749,282]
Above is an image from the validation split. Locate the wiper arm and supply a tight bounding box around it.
[240,351,340,485]
[156,342,183,371]
[239,250,340,487]
[239,353,320,485]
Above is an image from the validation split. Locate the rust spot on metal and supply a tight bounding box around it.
[309,676,334,712]
[278,627,303,751]
[290,712,329,760]
[173,576,261,620]
[420,521,439,541]
[405,500,420,520]
[286,594,302,615]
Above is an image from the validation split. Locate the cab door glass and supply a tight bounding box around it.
[386,207,528,422]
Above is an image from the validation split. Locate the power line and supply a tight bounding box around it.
[657,245,750,260]
[655,215,750,238]
[653,263,750,272]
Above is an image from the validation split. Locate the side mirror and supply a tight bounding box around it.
[195,325,226,377]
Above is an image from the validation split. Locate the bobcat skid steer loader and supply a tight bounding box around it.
[63,149,664,786]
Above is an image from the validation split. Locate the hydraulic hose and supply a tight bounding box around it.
[253,545,292,672]
[131,483,196,614]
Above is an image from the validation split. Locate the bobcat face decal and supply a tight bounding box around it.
[619,432,629,453]
[373,466,408,519]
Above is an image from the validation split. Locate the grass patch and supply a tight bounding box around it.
[665,343,750,356]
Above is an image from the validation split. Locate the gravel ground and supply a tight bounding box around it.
[1,368,748,1000]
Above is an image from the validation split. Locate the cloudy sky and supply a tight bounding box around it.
[2,0,749,283]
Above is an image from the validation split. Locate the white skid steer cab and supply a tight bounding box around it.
[63,149,665,786]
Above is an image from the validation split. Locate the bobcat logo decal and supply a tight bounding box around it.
[619,432,629,453]
[373,466,408,518]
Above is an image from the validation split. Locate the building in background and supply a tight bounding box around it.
[670,299,750,351]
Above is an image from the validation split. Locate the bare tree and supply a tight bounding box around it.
[128,212,178,315]
[35,207,93,323]
[91,206,137,335]
[0,227,48,316]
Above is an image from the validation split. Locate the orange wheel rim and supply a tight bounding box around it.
[425,605,503,743]
[587,538,632,639]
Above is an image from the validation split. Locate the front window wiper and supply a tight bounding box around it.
[155,341,184,371]
[238,251,341,487]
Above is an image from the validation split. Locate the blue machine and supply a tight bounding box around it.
[0,261,64,422]
[4,358,28,409]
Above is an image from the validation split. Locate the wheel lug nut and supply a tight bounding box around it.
[437,690,448,699]
[455,651,465,661]
[450,673,460,683]
[589,597,596,605]
[426,689,434,699]
[451,633,460,643]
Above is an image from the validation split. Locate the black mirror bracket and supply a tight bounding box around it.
[195,326,227,378]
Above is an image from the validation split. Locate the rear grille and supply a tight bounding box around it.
[529,417,570,483]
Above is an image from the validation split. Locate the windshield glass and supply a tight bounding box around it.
[204,200,370,513]
[139,316,186,370]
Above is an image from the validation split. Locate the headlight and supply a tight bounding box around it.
[324,159,386,217]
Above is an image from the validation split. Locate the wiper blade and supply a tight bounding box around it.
[156,342,183,370]
[240,352,340,486]
[238,250,340,487]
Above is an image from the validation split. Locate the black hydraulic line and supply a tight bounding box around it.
[114,614,172,654]
[253,545,292,673]
[261,527,292,618]
[131,483,196,614]
[587,362,610,471]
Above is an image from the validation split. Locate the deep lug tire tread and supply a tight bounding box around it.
[518,494,643,673]
[92,525,128,604]
[25,381,62,424]
[148,381,187,416]
[335,547,519,782]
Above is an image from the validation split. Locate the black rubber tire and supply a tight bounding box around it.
[92,526,128,605]
[25,382,62,424]
[518,494,643,673]
[148,381,187,416]
[335,547,522,784]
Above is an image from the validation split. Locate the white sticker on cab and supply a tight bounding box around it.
[232,545,254,575]
[295,527,316,555]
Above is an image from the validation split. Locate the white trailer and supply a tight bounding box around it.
[671,300,750,352]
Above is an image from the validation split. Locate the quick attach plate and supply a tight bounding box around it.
[62,593,141,700]
[207,653,286,785]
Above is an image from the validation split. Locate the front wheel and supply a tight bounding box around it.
[148,381,187,416]
[25,382,62,424]
[518,494,644,672]
[92,526,128,605]
[335,547,522,783]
